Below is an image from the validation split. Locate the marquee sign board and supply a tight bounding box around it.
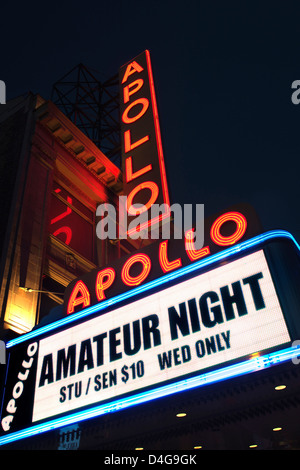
[2,233,299,446]
[32,250,290,422]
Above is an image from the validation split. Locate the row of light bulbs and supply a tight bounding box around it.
[249,383,286,448]
[135,384,287,451]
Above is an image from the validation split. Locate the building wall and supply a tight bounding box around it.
[0,94,37,336]
[3,152,52,333]
[0,94,125,337]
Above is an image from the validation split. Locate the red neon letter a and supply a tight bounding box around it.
[67,280,90,315]
[122,61,143,84]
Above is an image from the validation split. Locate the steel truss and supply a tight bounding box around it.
[51,63,121,167]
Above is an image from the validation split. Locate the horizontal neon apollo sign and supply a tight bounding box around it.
[66,210,248,315]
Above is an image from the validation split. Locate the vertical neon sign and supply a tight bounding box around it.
[119,50,170,237]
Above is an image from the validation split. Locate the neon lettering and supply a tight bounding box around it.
[125,157,152,183]
[210,212,247,246]
[95,268,116,301]
[127,182,159,216]
[123,79,144,103]
[121,254,151,286]
[185,229,210,261]
[51,192,73,246]
[119,51,170,237]
[67,211,250,315]
[122,98,149,124]
[1,343,38,432]
[67,280,91,315]
[121,60,144,84]
[159,241,182,273]
[52,226,72,245]
[124,129,149,153]
[50,196,72,225]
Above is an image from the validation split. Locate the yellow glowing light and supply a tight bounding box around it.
[275,385,286,391]
[250,352,260,358]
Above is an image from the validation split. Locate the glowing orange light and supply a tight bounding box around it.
[126,181,159,215]
[125,157,152,183]
[122,98,149,124]
[52,226,72,245]
[67,280,90,315]
[121,253,151,286]
[210,212,247,246]
[185,229,210,261]
[123,78,144,103]
[124,129,149,153]
[121,60,144,84]
[159,240,182,273]
[145,50,170,208]
[119,50,171,236]
[95,268,116,301]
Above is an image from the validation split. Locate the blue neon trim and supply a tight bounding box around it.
[6,229,300,349]
[0,344,299,447]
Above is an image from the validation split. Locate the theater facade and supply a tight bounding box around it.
[1,52,300,450]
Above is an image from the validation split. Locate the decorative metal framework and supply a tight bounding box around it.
[51,64,121,167]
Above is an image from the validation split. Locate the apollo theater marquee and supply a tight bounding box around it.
[1,51,300,447]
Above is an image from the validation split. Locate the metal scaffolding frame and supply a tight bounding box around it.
[51,63,121,167]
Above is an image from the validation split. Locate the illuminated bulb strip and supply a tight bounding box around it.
[6,229,300,349]
[0,344,299,447]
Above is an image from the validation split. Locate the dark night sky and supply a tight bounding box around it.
[2,1,300,242]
